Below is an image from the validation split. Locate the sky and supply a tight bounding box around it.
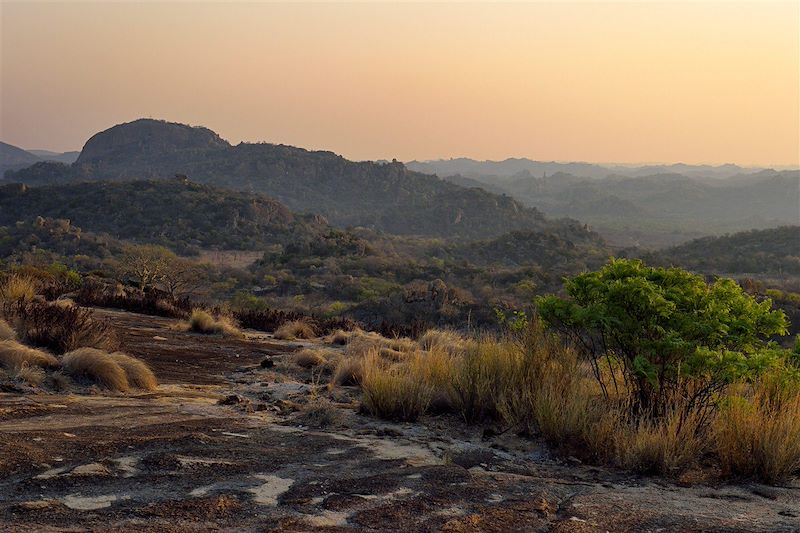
[1,1,798,167]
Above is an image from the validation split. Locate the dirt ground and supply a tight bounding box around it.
[1,308,798,532]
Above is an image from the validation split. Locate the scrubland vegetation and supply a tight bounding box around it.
[297,260,800,484]
[0,272,156,393]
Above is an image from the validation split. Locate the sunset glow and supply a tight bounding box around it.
[2,1,798,166]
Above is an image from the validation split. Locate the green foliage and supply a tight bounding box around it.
[538,258,789,414]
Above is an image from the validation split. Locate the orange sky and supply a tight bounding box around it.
[1,1,798,166]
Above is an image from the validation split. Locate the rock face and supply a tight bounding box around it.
[76,119,229,164]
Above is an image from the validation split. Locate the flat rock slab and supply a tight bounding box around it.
[0,309,798,532]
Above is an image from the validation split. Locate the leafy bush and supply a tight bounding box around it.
[538,259,788,420]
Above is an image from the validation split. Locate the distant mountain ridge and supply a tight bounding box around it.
[4,119,596,242]
[0,141,79,174]
[406,157,780,181]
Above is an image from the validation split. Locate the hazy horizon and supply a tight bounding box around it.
[2,2,798,167]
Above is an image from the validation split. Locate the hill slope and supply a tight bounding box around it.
[5,119,592,241]
[652,226,800,277]
[0,180,331,252]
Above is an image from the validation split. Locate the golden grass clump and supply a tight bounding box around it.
[188,309,242,337]
[418,328,467,355]
[0,275,37,304]
[292,348,337,369]
[325,329,355,345]
[715,375,800,484]
[0,340,59,371]
[613,405,709,475]
[449,339,519,423]
[274,320,316,340]
[360,350,433,422]
[109,352,158,391]
[0,318,17,341]
[61,348,130,392]
[12,364,46,387]
[331,356,365,387]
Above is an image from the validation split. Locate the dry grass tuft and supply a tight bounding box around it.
[11,363,46,387]
[0,318,16,341]
[296,398,344,428]
[614,406,709,475]
[188,309,242,337]
[274,320,316,340]
[0,340,59,370]
[331,357,365,387]
[0,275,37,304]
[46,371,73,392]
[418,328,467,355]
[61,348,129,392]
[360,350,433,422]
[292,348,335,369]
[109,352,158,391]
[715,375,800,484]
[325,329,355,345]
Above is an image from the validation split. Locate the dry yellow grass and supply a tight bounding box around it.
[331,356,364,387]
[0,318,16,341]
[61,348,130,392]
[418,328,467,355]
[188,309,242,337]
[274,320,315,340]
[360,350,433,422]
[0,340,59,370]
[715,376,800,484]
[11,363,46,387]
[614,406,709,475]
[325,329,355,345]
[109,352,158,391]
[292,348,334,369]
[0,274,37,304]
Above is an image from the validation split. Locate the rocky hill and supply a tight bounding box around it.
[5,119,591,241]
[0,180,330,252]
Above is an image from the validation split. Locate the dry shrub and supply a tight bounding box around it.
[378,347,407,362]
[15,302,117,354]
[419,328,467,355]
[274,320,315,340]
[52,298,76,309]
[109,352,158,391]
[715,375,800,484]
[331,357,364,387]
[61,348,129,392]
[0,318,16,341]
[0,274,37,304]
[188,309,241,337]
[293,348,334,369]
[0,340,59,370]
[360,350,433,422]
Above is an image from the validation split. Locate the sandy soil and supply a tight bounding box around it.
[0,308,798,532]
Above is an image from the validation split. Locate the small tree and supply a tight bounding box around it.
[538,259,788,421]
[120,245,176,292]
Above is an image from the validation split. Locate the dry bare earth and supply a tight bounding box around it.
[0,309,798,532]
